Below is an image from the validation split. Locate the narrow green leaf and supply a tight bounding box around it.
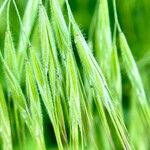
[93,0,112,80]
[30,49,64,150]
[119,32,150,126]
[65,1,131,148]
[26,61,46,150]
[0,53,31,130]
[4,30,18,78]
[0,84,12,150]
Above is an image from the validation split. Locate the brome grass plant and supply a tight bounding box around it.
[0,0,150,149]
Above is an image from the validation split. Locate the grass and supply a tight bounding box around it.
[0,0,150,149]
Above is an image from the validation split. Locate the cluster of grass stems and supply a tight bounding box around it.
[0,0,150,149]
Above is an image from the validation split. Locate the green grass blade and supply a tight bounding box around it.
[0,84,12,150]
[93,0,112,80]
[39,4,68,146]
[30,49,64,150]
[65,1,131,148]
[0,53,32,132]
[49,0,85,148]
[119,32,150,127]
[110,44,122,107]
[4,30,18,79]
[25,61,46,150]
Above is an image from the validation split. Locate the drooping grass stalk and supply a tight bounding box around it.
[30,49,64,150]
[4,1,24,147]
[112,0,150,146]
[0,53,29,121]
[39,2,68,146]
[11,0,38,82]
[0,53,32,128]
[0,51,46,150]
[26,61,46,150]
[112,0,150,130]
[11,0,31,83]
[4,0,18,79]
[77,74,98,149]
[66,53,83,149]
[119,31,150,128]
[65,1,131,149]
[90,0,112,81]
[49,0,86,149]
[4,25,18,77]
[89,0,123,113]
